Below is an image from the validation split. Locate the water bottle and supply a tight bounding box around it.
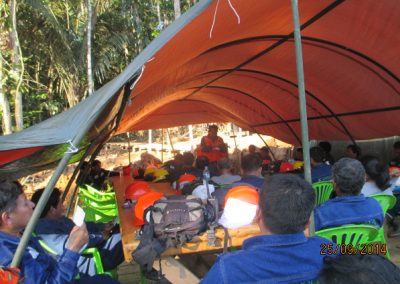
[203,166,210,181]
[203,166,211,198]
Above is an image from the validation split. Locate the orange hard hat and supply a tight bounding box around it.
[125,181,151,201]
[134,191,164,226]
[279,162,294,173]
[224,185,259,207]
[177,173,197,190]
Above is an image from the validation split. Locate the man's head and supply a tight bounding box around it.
[393,141,400,159]
[259,147,271,159]
[217,158,233,173]
[345,144,361,159]
[182,152,195,167]
[259,174,315,234]
[241,153,262,176]
[91,159,102,174]
[296,147,303,161]
[332,158,365,196]
[0,181,35,235]
[31,187,64,219]
[318,141,332,154]
[208,125,218,138]
[310,146,325,166]
[195,155,209,170]
[248,145,256,154]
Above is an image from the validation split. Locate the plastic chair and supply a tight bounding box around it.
[369,194,397,259]
[316,224,378,246]
[312,181,333,205]
[80,184,116,201]
[35,234,116,278]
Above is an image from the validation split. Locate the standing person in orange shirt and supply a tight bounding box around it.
[198,125,228,163]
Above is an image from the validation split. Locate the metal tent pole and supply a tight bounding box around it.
[11,129,89,267]
[127,132,132,164]
[290,0,314,236]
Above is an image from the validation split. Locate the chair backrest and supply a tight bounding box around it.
[369,194,397,214]
[312,181,333,205]
[316,224,378,245]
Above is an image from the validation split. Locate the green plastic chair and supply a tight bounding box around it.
[80,184,116,201]
[312,181,333,205]
[316,224,378,246]
[34,234,116,278]
[369,194,397,259]
[77,185,118,223]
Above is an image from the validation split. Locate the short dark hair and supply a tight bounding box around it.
[360,155,390,190]
[394,141,400,149]
[182,152,195,166]
[195,155,209,170]
[217,158,232,170]
[319,254,400,284]
[332,158,365,195]
[241,153,262,173]
[92,160,101,167]
[0,181,23,215]
[310,146,325,163]
[31,187,62,218]
[208,124,218,131]
[347,144,361,158]
[260,174,315,234]
[318,141,332,153]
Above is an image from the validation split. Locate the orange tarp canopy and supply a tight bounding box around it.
[118,0,400,145]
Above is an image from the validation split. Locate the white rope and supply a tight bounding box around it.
[130,65,145,90]
[209,0,221,38]
[65,140,78,154]
[209,0,241,39]
[227,0,241,24]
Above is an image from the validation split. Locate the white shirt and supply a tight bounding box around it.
[361,181,393,196]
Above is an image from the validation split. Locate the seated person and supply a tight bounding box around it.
[259,146,272,174]
[389,141,400,168]
[31,188,124,276]
[306,146,332,183]
[234,153,264,189]
[360,155,392,196]
[213,153,264,208]
[318,141,335,165]
[211,158,241,185]
[90,160,119,190]
[314,158,384,231]
[345,144,361,160]
[319,254,400,284]
[0,181,118,284]
[202,174,333,283]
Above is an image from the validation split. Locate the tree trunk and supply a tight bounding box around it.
[0,54,13,134]
[86,0,94,96]
[10,0,24,131]
[173,0,181,19]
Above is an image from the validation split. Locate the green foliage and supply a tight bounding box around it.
[1,0,199,134]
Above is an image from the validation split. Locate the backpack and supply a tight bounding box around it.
[152,195,208,246]
[132,195,216,273]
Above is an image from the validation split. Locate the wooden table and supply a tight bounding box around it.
[112,176,261,261]
[111,176,261,282]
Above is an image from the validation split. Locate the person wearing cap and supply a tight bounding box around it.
[202,174,333,283]
[198,125,228,163]
[31,187,124,277]
[314,158,384,231]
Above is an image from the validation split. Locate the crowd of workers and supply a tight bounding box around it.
[1,124,400,283]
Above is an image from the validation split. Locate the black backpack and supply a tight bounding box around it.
[152,195,208,246]
[132,195,216,273]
